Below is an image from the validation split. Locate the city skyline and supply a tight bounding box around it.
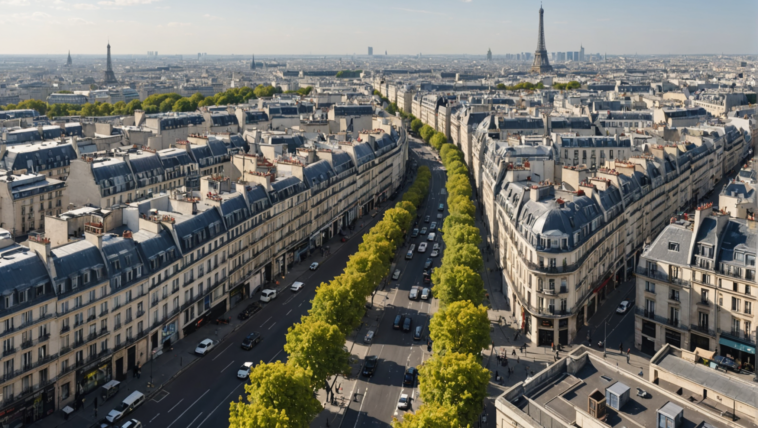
[0,0,755,56]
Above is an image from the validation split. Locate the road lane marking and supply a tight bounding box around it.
[166,389,209,428]
[298,302,302,307]
[211,344,232,361]
[286,309,292,316]
[353,386,369,428]
[260,316,272,326]
[268,322,276,330]
[150,413,161,423]
[167,399,184,413]
[220,360,235,373]
[268,349,283,363]
[197,384,245,428]
[186,412,203,428]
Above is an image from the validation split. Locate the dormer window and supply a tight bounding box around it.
[71,275,79,289]
[83,271,90,284]
[668,242,679,252]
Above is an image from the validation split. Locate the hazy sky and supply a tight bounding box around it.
[1,0,756,56]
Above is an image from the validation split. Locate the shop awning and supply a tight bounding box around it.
[693,347,715,360]
[594,275,612,293]
[719,337,756,355]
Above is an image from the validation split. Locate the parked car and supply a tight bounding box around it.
[362,356,378,377]
[424,215,430,223]
[309,262,319,271]
[397,393,410,410]
[424,258,433,269]
[437,213,443,219]
[420,227,428,235]
[403,367,417,386]
[237,362,253,379]
[195,339,215,355]
[238,302,262,320]
[411,228,419,238]
[120,420,143,428]
[430,249,439,257]
[423,270,431,283]
[409,287,420,300]
[290,281,304,292]
[106,391,145,423]
[616,301,631,314]
[427,232,436,241]
[392,269,401,280]
[260,289,277,302]
[402,316,413,332]
[241,332,262,350]
[430,222,437,230]
[364,330,375,344]
[418,242,428,253]
[393,314,403,329]
[438,203,444,211]
[421,288,430,300]
[413,325,423,340]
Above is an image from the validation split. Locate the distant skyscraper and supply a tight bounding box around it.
[368,47,373,56]
[567,51,573,61]
[487,48,492,61]
[103,42,117,85]
[66,51,72,66]
[573,51,579,61]
[251,55,256,70]
[530,5,553,74]
[579,45,585,62]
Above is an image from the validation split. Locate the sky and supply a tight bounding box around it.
[0,0,756,56]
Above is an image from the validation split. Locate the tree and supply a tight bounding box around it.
[344,253,389,296]
[430,132,447,151]
[198,97,216,107]
[229,362,321,428]
[419,125,435,143]
[97,102,113,116]
[448,195,475,218]
[395,200,417,220]
[384,207,413,234]
[189,92,205,106]
[358,237,395,267]
[447,160,469,176]
[442,213,475,233]
[253,85,280,98]
[16,99,47,115]
[393,403,460,428]
[57,90,73,94]
[124,99,142,115]
[429,301,490,355]
[143,105,159,114]
[159,98,176,112]
[284,318,350,395]
[431,264,484,306]
[440,243,483,272]
[410,118,423,134]
[309,281,365,336]
[229,402,289,428]
[443,224,481,247]
[418,352,490,426]
[80,103,97,117]
[172,98,194,112]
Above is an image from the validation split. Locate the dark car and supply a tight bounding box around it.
[237,302,262,320]
[438,203,444,211]
[424,258,433,269]
[413,326,423,341]
[402,317,413,332]
[424,215,430,223]
[411,228,419,238]
[241,332,262,350]
[362,356,378,377]
[403,367,417,386]
[393,314,403,329]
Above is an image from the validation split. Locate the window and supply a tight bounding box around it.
[698,312,708,329]
[746,284,752,296]
[745,301,752,315]
[701,289,708,304]
[668,242,679,251]
[645,281,655,293]
[732,297,740,311]
[703,274,710,285]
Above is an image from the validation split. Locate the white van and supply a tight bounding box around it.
[406,244,416,260]
[260,289,277,302]
[427,232,436,241]
[106,391,145,423]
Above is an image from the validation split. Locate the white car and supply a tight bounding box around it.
[195,339,214,355]
[237,362,253,379]
[260,289,277,302]
[421,288,430,300]
[430,249,439,258]
[291,281,304,292]
[309,262,319,271]
[392,269,401,280]
[418,242,428,253]
[616,300,631,314]
[397,393,410,410]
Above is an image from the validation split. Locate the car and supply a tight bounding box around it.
[402,317,413,332]
[309,262,319,271]
[195,339,214,355]
[430,222,437,230]
[437,213,443,219]
[411,228,419,238]
[397,393,410,410]
[432,243,440,251]
[616,300,631,314]
[241,332,262,350]
[409,287,419,300]
[418,242,427,253]
[420,227,428,235]
[393,314,403,329]
[237,362,253,379]
[237,302,262,320]
[362,356,378,377]
[438,203,444,211]
[423,271,431,283]
[413,325,423,340]
[424,258,433,269]
[403,367,418,386]
[421,288,430,300]
[427,232,436,241]
[260,289,277,302]
[430,249,439,257]
[424,215,430,223]
[121,420,143,428]
[364,330,375,344]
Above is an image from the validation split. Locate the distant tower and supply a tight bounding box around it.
[529,5,553,74]
[368,47,373,56]
[66,50,72,66]
[103,42,118,84]
[251,55,256,70]
[487,48,492,61]
[580,45,585,62]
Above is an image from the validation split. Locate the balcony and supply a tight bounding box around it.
[100,308,109,317]
[635,267,690,288]
[718,328,757,345]
[690,324,715,336]
[3,347,16,357]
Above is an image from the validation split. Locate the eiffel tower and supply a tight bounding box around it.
[530,5,553,74]
[103,42,118,84]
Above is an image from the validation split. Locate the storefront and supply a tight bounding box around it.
[77,360,112,398]
[690,333,711,352]
[558,319,569,345]
[665,329,682,348]
[162,320,179,349]
[718,336,756,372]
[0,384,55,427]
[537,318,554,346]
[229,283,245,308]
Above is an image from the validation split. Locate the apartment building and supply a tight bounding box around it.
[634,174,757,371]
[1,142,78,181]
[0,173,67,237]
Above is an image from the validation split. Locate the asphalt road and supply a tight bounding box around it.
[341,139,448,427]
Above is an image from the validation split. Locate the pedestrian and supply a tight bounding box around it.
[551,342,554,352]
[512,348,516,357]
[517,356,520,363]
[619,343,623,354]
[627,348,631,356]
[491,340,495,349]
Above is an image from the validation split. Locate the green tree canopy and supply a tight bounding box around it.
[431,264,485,306]
[440,243,483,272]
[553,81,581,90]
[80,103,97,116]
[443,224,482,247]
[309,281,365,335]
[442,213,475,233]
[125,99,142,115]
[430,132,448,151]
[429,301,490,355]
[16,99,47,115]
[229,362,321,428]
[392,403,461,428]
[159,98,176,112]
[419,125,435,143]
[410,118,423,134]
[253,84,281,98]
[395,200,417,220]
[448,195,476,218]
[383,207,413,235]
[418,352,490,426]
[229,402,289,428]
[284,318,350,388]
[172,98,194,112]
